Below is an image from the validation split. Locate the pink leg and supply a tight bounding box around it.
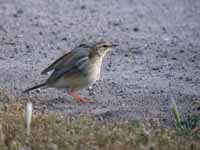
[68,90,92,103]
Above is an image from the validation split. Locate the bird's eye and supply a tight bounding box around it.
[103,45,107,48]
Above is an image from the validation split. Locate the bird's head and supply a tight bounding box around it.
[90,41,116,57]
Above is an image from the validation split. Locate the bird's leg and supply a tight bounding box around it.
[68,90,92,103]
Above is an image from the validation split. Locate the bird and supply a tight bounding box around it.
[23,40,115,103]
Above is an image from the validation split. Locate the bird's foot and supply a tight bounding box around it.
[75,96,92,103]
[68,91,93,104]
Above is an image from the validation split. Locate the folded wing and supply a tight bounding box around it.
[41,51,72,75]
[41,44,90,75]
[43,44,91,83]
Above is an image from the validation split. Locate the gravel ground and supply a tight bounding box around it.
[0,0,200,125]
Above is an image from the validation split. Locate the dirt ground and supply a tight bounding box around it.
[0,0,200,125]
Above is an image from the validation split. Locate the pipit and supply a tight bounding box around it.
[23,41,115,103]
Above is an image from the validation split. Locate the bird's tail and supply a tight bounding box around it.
[23,83,46,93]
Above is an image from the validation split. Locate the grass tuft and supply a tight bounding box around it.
[171,99,200,138]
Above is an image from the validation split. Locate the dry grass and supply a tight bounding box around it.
[0,89,199,150]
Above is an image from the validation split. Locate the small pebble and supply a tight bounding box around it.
[80,5,86,9]
[133,27,139,32]
[152,67,160,71]
[62,37,67,41]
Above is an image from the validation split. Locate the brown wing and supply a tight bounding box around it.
[41,43,91,75]
[46,55,89,83]
[41,50,72,75]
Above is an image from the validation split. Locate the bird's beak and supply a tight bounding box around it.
[111,43,118,47]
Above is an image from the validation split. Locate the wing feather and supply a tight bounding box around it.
[41,51,72,75]
[46,56,89,83]
[41,44,91,75]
